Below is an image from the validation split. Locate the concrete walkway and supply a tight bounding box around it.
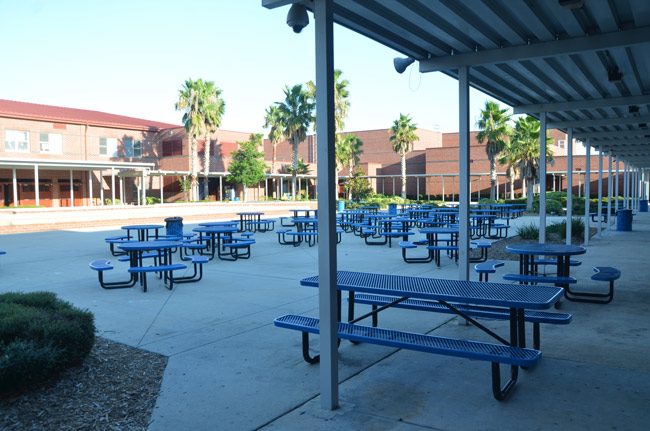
[0,211,648,430]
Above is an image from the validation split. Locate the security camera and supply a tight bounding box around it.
[287,4,309,33]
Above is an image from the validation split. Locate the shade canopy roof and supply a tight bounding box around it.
[264,0,650,166]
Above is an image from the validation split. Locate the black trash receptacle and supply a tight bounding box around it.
[165,217,183,238]
[616,209,632,231]
[640,200,648,212]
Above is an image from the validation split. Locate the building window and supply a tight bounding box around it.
[162,140,183,157]
[99,137,118,157]
[557,139,566,149]
[123,138,142,158]
[40,133,62,153]
[4,130,29,152]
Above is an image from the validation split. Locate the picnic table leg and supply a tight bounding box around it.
[491,308,522,401]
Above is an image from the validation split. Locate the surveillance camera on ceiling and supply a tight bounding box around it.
[287,4,309,33]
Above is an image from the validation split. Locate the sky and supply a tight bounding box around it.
[0,0,504,135]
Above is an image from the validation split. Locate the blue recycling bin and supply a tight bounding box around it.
[337,200,345,212]
[388,203,398,215]
[165,217,183,238]
[616,209,632,231]
[640,200,648,212]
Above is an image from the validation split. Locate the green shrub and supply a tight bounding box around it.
[516,223,539,240]
[104,198,122,205]
[146,196,161,205]
[546,218,585,240]
[0,292,95,395]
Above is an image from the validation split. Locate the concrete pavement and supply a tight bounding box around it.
[0,211,648,430]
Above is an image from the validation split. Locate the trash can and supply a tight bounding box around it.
[165,217,183,238]
[640,200,648,212]
[337,200,345,212]
[616,209,632,231]
[388,203,398,215]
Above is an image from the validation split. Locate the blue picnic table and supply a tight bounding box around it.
[281,271,565,400]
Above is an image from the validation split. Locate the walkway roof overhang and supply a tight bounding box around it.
[0,157,154,171]
[264,0,650,167]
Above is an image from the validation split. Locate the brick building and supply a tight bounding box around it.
[1,99,617,207]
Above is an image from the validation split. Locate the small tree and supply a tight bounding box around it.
[227,134,267,202]
[390,114,419,199]
[345,168,373,201]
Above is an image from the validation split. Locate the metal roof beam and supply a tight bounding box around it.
[513,94,650,114]
[575,130,650,139]
[262,0,299,9]
[419,26,650,72]
[548,114,650,128]
[589,137,649,144]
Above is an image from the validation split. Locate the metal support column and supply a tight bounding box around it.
[314,0,338,410]
[623,161,629,209]
[539,112,547,244]
[141,170,147,205]
[160,175,164,203]
[458,65,470,281]
[597,147,603,237]
[566,128,573,244]
[34,165,40,207]
[12,168,18,207]
[615,159,619,210]
[88,170,93,206]
[111,168,116,206]
[69,170,74,207]
[100,170,104,205]
[607,154,613,230]
[584,141,591,246]
[119,176,124,205]
[442,176,445,202]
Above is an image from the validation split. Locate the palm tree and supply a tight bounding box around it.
[476,101,511,201]
[390,114,419,199]
[176,79,203,201]
[200,81,225,200]
[511,115,554,210]
[306,69,350,133]
[498,140,520,200]
[307,70,351,196]
[276,84,314,199]
[264,105,284,198]
[337,134,364,200]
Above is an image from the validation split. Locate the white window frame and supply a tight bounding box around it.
[134,140,142,158]
[5,130,30,153]
[40,132,62,154]
[99,137,118,157]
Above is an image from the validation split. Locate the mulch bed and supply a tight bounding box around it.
[0,337,167,431]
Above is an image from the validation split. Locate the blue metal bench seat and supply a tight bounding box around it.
[474,260,504,282]
[175,255,208,283]
[352,293,571,350]
[128,263,187,291]
[89,259,137,290]
[503,274,577,285]
[274,314,541,401]
[564,266,619,304]
[105,236,131,256]
[427,244,458,267]
[219,239,255,260]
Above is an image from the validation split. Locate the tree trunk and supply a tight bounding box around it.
[190,136,198,201]
[401,154,407,199]
[203,136,214,201]
[291,137,298,200]
[526,177,533,210]
[243,185,248,202]
[489,157,496,201]
[509,175,515,200]
[348,159,354,200]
